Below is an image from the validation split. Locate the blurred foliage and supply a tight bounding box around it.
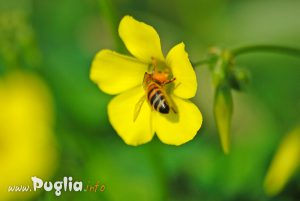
[0,0,300,200]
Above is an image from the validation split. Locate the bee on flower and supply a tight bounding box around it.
[90,16,202,146]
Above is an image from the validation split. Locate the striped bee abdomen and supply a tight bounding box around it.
[147,83,170,114]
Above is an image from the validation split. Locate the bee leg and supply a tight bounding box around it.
[162,77,176,86]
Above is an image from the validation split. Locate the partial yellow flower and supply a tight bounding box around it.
[264,127,300,196]
[90,16,202,146]
[0,72,57,201]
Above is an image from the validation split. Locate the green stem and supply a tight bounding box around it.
[193,45,300,68]
[231,45,300,58]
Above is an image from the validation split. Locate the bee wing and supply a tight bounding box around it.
[169,82,181,114]
[166,93,178,114]
[170,100,178,114]
[133,95,146,122]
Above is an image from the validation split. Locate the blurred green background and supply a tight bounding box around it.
[0,0,300,200]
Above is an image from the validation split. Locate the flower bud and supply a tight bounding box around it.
[264,127,300,196]
[213,85,233,154]
[228,67,250,91]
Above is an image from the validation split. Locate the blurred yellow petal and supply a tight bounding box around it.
[108,86,154,145]
[153,95,202,145]
[0,72,57,201]
[166,43,197,99]
[90,49,148,95]
[213,85,233,154]
[264,127,300,196]
[119,15,165,63]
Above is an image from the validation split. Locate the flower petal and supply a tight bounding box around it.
[108,86,154,145]
[264,127,300,196]
[153,96,202,145]
[119,15,165,63]
[90,50,148,95]
[166,43,197,99]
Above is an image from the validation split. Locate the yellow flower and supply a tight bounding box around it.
[264,127,300,196]
[90,16,202,146]
[0,72,57,201]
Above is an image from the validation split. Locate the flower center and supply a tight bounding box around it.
[142,57,176,95]
[148,57,174,80]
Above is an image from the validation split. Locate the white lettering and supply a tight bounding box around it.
[54,181,63,196]
[31,176,43,191]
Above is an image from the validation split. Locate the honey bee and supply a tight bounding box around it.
[134,59,177,122]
